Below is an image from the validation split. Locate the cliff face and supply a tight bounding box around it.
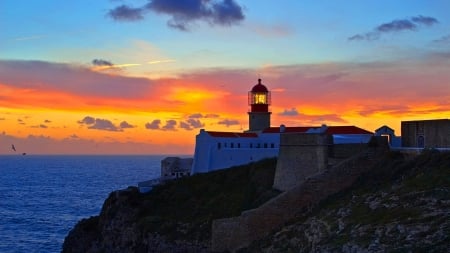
[62,158,278,253]
[62,151,450,253]
[247,150,450,252]
[62,187,210,253]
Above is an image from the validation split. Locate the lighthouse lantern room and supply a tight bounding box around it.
[248,79,272,132]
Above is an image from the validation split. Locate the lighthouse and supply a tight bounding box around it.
[248,79,271,132]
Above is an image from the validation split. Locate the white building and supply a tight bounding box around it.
[191,79,373,174]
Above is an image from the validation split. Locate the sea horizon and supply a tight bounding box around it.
[0,155,166,252]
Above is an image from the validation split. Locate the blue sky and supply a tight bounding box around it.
[3,0,449,70]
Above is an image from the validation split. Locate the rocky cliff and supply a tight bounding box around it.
[62,158,279,253]
[247,150,450,252]
[62,151,450,253]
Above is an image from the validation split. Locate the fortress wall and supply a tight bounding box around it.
[401,119,450,148]
[331,143,367,158]
[273,133,332,192]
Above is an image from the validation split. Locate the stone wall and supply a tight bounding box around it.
[401,119,450,148]
[211,139,388,252]
[330,143,367,158]
[273,133,332,191]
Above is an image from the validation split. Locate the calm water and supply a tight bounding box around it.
[0,155,164,253]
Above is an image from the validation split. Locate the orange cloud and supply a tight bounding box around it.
[0,54,449,154]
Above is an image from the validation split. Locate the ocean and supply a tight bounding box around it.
[0,155,166,253]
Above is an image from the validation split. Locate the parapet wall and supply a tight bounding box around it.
[273,133,332,191]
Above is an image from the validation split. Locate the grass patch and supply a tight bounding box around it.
[136,158,279,240]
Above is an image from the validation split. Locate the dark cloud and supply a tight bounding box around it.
[376,19,416,33]
[88,118,122,132]
[187,118,204,128]
[120,121,135,129]
[108,5,145,21]
[349,15,439,41]
[78,116,95,125]
[188,113,220,118]
[411,15,438,26]
[179,121,192,130]
[180,116,205,130]
[0,118,5,120]
[217,119,239,127]
[145,119,161,130]
[433,34,450,44]
[78,116,128,132]
[278,108,299,116]
[30,124,48,129]
[162,120,177,131]
[92,59,113,66]
[44,119,51,123]
[188,113,204,118]
[108,0,244,31]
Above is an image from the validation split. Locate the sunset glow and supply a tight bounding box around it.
[1,1,449,154]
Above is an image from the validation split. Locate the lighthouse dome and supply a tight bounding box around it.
[251,79,268,92]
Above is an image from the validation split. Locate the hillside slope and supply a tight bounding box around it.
[246,150,450,252]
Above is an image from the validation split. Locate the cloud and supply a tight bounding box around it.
[78,116,95,125]
[0,60,153,99]
[44,119,52,123]
[88,118,122,131]
[162,119,177,131]
[187,118,204,128]
[218,119,239,127]
[30,124,48,129]
[188,113,219,118]
[69,134,79,139]
[278,108,299,116]
[349,15,438,41]
[179,121,192,130]
[108,5,145,21]
[108,0,245,31]
[78,116,125,132]
[92,59,114,66]
[120,121,135,129]
[145,119,161,129]
[411,15,439,26]
[433,34,450,44]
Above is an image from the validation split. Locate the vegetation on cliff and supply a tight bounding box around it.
[63,151,450,253]
[246,150,450,252]
[62,158,278,252]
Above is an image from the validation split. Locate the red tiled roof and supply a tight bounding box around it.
[263,126,372,135]
[206,131,257,138]
[262,127,310,133]
[325,126,373,135]
[206,126,372,138]
[236,132,258,137]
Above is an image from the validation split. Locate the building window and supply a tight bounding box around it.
[250,143,253,148]
[218,143,221,149]
[238,143,241,148]
[264,143,267,148]
[257,143,261,148]
[231,143,234,148]
[224,143,227,148]
[271,143,274,148]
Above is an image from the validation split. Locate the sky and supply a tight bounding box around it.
[1,0,449,155]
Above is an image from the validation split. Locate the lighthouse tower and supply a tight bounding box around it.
[248,79,271,132]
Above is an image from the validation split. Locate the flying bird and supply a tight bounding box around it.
[11,144,16,152]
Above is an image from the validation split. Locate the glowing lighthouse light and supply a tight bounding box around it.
[248,79,271,131]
